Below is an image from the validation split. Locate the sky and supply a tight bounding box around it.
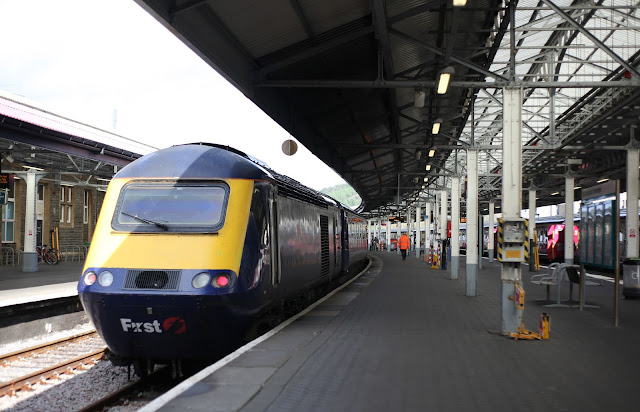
[0,0,347,191]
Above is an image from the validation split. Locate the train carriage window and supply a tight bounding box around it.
[112,181,229,232]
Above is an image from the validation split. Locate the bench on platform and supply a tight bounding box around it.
[530,263,601,307]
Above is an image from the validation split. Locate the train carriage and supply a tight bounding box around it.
[77,143,367,373]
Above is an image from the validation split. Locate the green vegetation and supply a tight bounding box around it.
[320,183,362,209]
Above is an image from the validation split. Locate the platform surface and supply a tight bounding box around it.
[143,252,639,412]
[0,261,83,307]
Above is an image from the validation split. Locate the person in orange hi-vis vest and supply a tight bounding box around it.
[399,231,410,260]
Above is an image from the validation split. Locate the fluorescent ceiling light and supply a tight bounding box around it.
[597,178,609,183]
[551,192,559,196]
[437,66,454,94]
[426,165,432,171]
[428,149,436,157]
[453,0,467,5]
[432,118,442,135]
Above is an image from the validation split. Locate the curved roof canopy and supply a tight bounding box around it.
[136,0,640,216]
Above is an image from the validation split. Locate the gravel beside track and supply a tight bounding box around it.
[0,324,155,412]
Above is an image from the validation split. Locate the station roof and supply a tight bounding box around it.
[0,92,156,184]
[136,0,640,216]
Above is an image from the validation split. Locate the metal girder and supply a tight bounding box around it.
[255,79,640,88]
[540,0,640,78]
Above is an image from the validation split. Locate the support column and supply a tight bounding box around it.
[367,219,372,251]
[434,197,439,244]
[451,177,460,279]
[440,188,447,268]
[440,189,447,241]
[408,209,413,252]
[415,206,422,258]
[488,202,495,262]
[377,219,382,250]
[528,189,537,271]
[386,215,392,252]
[466,149,478,296]
[397,219,401,255]
[627,148,639,258]
[478,214,483,270]
[425,202,432,255]
[501,87,523,335]
[21,170,43,272]
[564,176,574,266]
[407,208,415,253]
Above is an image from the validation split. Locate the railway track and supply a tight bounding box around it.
[0,330,107,397]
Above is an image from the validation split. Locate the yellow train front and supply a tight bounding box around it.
[78,143,366,367]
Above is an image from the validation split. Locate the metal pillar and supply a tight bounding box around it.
[564,176,574,266]
[478,215,483,270]
[367,219,372,251]
[488,201,495,262]
[451,177,460,279]
[528,189,537,271]
[500,87,523,335]
[466,149,478,296]
[408,209,414,252]
[386,215,392,252]
[377,219,382,250]
[425,202,432,255]
[397,219,401,255]
[415,206,421,258]
[627,148,639,258]
[20,170,45,272]
[440,189,447,242]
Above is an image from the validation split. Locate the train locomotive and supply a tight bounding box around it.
[77,143,367,373]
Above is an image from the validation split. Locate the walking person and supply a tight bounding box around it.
[399,231,410,260]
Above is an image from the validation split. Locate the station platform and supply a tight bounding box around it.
[143,251,639,412]
[0,262,83,307]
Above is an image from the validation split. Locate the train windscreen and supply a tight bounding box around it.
[112,182,229,232]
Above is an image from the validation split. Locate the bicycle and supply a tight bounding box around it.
[36,245,60,265]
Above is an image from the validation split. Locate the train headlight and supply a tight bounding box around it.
[98,271,114,287]
[83,271,97,286]
[192,272,211,289]
[212,274,231,288]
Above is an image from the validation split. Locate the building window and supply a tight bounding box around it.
[60,186,73,226]
[2,186,15,243]
[83,191,89,224]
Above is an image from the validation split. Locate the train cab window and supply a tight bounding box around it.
[111,182,229,233]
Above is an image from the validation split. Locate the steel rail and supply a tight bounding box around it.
[0,330,97,366]
[0,348,107,397]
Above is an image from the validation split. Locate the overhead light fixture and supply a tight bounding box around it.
[414,90,426,108]
[22,165,44,171]
[453,0,467,5]
[428,149,436,157]
[597,178,609,183]
[574,186,581,190]
[437,66,454,94]
[424,177,429,182]
[426,165,432,171]
[551,192,559,196]
[4,154,14,163]
[432,118,442,135]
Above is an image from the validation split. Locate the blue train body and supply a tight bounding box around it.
[77,143,367,365]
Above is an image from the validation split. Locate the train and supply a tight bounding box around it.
[77,143,368,376]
